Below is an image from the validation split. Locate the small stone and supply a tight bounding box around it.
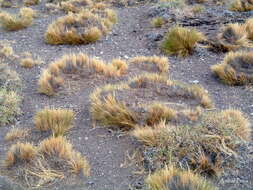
[124,55,129,59]
[190,80,199,84]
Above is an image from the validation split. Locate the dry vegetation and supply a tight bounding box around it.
[38,53,126,96]
[146,166,218,190]
[211,51,253,85]
[34,108,75,136]
[90,73,213,130]
[5,128,28,141]
[0,0,39,7]
[45,5,116,45]
[161,26,204,56]
[230,0,253,12]
[4,136,90,188]
[132,109,251,177]
[0,7,36,31]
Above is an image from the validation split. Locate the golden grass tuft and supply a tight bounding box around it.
[34,108,75,136]
[24,0,40,6]
[244,17,253,40]
[38,53,124,96]
[20,57,41,68]
[230,0,253,12]
[132,109,251,176]
[38,136,90,176]
[0,7,36,31]
[5,142,37,167]
[61,0,93,13]
[45,11,109,45]
[146,166,218,190]
[216,23,250,51]
[161,26,204,56]
[5,128,28,141]
[90,73,213,130]
[129,56,169,74]
[211,51,253,85]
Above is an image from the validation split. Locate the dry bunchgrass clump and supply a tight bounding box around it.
[5,142,37,167]
[90,73,213,130]
[4,136,90,187]
[61,0,93,13]
[132,109,251,176]
[211,51,253,85]
[0,0,39,7]
[45,11,109,45]
[0,7,36,31]
[244,17,253,40]
[38,53,125,96]
[214,23,250,51]
[230,0,253,12]
[0,89,21,127]
[128,56,169,74]
[5,128,28,141]
[34,108,75,136]
[161,26,204,56]
[38,136,90,176]
[20,57,41,68]
[146,166,218,190]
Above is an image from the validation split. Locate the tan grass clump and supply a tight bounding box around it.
[61,0,93,13]
[34,108,75,136]
[0,63,21,91]
[211,51,253,85]
[230,0,253,12]
[5,142,37,167]
[38,136,90,176]
[0,7,36,31]
[128,56,169,74]
[215,23,250,51]
[146,166,218,190]
[132,109,251,176]
[5,128,28,141]
[38,53,124,96]
[151,17,165,28]
[161,26,204,56]
[45,11,109,45]
[90,73,213,130]
[24,0,40,6]
[20,57,41,68]
[244,17,253,40]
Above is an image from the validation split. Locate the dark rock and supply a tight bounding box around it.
[145,33,163,42]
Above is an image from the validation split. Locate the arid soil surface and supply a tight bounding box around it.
[0,1,253,190]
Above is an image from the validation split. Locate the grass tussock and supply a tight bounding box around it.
[5,128,28,141]
[129,56,169,74]
[0,7,36,31]
[146,166,218,190]
[38,136,90,176]
[230,0,253,12]
[20,57,41,68]
[90,73,213,130]
[45,11,110,45]
[24,0,40,6]
[34,108,75,136]
[4,136,90,187]
[216,23,250,51]
[5,142,37,167]
[0,89,21,127]
[132,109,251,176]
[161,26,204,56]
[244,17,253,40]
[61,0,93,13]
[38,53,125,96]
[211,51,253,85]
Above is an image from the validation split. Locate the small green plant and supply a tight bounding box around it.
[161,26,204,56]
[151,17,165,28]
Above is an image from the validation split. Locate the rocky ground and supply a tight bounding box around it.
[0,0,252,190]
